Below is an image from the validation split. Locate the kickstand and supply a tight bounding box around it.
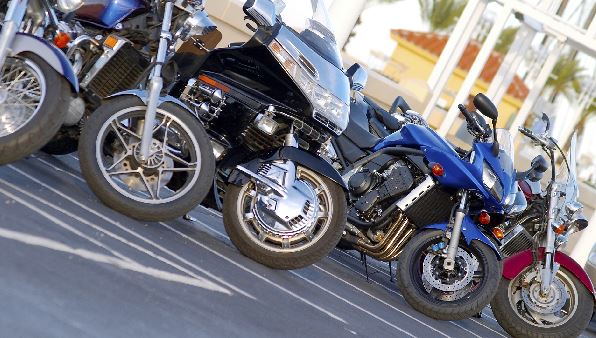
[389,261,394,283]
[360,252,370,282]
[473,312,483,318]
[183,214,195,222]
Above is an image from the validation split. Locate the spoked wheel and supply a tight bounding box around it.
[223,161,346,269]
[0,53,69,164]
[78,96,215,221]
[397,230,501,320]
[491,266,593,338]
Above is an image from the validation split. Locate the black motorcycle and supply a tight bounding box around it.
[80,0,351,270]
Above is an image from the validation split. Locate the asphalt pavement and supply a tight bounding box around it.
[0,152,594,338]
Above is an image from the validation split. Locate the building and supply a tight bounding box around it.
[383,29,529,130]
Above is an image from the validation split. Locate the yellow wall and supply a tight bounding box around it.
[383,36,523,129]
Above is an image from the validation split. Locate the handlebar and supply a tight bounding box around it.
[518,127,555,151]
[458,104,489,139]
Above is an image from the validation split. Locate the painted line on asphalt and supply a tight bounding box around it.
[7,164,255,300]
[313,264,451,338]
[448,321,483,338]
[33,156,86,183]
[470,318,508,338]
[0,183,133,264]
[158,221,348,325]
[289,271,417,338]
[0,227,230,294]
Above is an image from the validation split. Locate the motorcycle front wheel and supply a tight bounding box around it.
[491,266,593,338]
[78,96,215,221]
[0,53,70,164]
[396,230,502,320]
[223,163,347,269]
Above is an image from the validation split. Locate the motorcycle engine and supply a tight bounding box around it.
[348,160,414,221]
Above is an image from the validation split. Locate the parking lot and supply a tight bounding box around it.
[0,153,594,337]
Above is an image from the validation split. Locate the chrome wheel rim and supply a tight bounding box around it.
[508,267,578,328]
[95,106,202,204]
[236,165,333,253]
[0,57,46,137]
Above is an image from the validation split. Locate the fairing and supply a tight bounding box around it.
[426,216,501,259]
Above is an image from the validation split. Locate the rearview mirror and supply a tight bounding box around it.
[346,63,368,92]
[243,0,277,27]
[473,93,499,120]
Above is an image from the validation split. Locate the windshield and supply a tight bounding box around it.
[277,0,343,69]
[496,129,514,176]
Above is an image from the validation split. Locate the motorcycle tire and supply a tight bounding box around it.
[223,167,347,270]
[490,266,593,338]
[396,229,501,320]
[78,96,215,221]
[0,53,70,165]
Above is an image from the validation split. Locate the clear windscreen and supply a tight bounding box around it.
[276,0,343,68]
[496,129,514,177]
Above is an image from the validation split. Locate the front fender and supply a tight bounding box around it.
[228,146,348,190]
[426,215,502,259]
[108,90,197,118]
[503,248,595,297]
[11,33,78,92]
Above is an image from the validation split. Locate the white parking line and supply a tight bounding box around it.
[289,271,417,338]
[0,184,133,264]
[7,165,255,300]
[470,318,508,338]
[158,221,347,325]
[313,264,451,338]
[448,321,483,338]
[33,156,86,183]
[0,227,230,294]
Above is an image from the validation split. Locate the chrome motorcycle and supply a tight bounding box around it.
[0,0,80,164]
[491,121,593,338]
[77,0,217,221]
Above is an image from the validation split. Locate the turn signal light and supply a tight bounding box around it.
[554,224,567,235]
[103,35,119,49]
[53,32,71,49]
[492,227,504,240]
[478,210,491,225]
[431,163,444,177]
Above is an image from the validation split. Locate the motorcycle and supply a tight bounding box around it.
[491,122,593,338]
[39,0,223,154]
[0,0,79,164]
[326,87,525,319]
[76,0,217,221]
[80,0,350,270]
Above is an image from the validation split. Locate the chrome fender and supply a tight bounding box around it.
[11,33,79,92]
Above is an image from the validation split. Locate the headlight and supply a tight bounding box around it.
[56,0,83,13]
[269,40,349,134]
[482,162,503,201]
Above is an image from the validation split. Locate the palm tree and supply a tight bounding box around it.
[494,27,519,54]
[545,56,585,103]
[418,0,467,32]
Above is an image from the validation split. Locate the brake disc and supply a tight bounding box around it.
[520,270,568,314]
[422,247,479,292]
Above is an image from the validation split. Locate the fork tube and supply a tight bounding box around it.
[138,1,174,162]
[0,0,29,67]
[444,190,468,271]
[540,185,558,294]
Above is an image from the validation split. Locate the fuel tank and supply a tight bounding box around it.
[75,0,149,29]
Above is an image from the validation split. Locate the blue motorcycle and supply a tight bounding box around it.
[327,83,521,319]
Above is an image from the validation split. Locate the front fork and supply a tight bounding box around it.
[444,190,468,270]
[0,0,28,67]
[138,1,174,162]
[540,185,560,294]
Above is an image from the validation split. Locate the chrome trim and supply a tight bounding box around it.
[396,175,436,211]
[245,0,277,27]
[80,36,129,88]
